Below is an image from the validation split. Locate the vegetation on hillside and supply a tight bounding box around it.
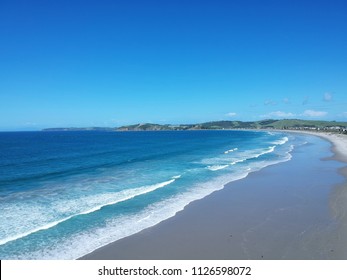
[43,119,347,133]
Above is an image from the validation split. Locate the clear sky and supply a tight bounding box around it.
[1,0,346,130]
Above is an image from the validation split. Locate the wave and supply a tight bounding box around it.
[207,165,229,171]
[79,179,175,215]
[224,148,238,154]
[272,136,289,145]
[230,159,246,165]
[203,145,278,169]
[254,146,276,158]
[229,145,276,165]
[0,179,176,246]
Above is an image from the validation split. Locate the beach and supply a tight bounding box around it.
[286,130,347,163]
[81,131,347,260]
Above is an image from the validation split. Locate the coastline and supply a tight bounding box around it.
[81,132,347,260]
[281,130,347,163]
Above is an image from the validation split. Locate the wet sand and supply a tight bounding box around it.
[81,132,347,260]
[287,131,347,163]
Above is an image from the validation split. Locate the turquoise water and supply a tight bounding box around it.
[0,130,298,259]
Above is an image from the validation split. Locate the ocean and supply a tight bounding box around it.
[0,130,301,259]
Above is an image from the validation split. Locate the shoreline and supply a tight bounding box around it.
[81,131,347,260]
[279,130,347,163]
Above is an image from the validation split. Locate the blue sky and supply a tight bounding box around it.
[1,0,346,130]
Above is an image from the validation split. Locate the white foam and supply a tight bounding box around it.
[202,145,278,169]
[79,179,175,215]
[254,146,276,158]
[229,146,276,165]
[230,159,246,165]
[0,179,176,246]
[207,165,229,171]
[272,136,289,145]
[224,148,238,154]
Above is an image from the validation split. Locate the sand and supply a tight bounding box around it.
[282,130,347,162]
[81,132,347,260]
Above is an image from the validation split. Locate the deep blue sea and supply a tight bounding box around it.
[0,130,300,259]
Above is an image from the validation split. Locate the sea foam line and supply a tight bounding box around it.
[224,148,238,154]
[231,159,246,165]
[272,136,289,145]
[0,179,176,246]
[206,145,278,169]
[207,165,229,171]
[254,146,276,158]
[229,145,276,164]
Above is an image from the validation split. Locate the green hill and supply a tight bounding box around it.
[257,119,347,130]
[117,123,180,131]
[42,119,347,132]
[116,119,347,131]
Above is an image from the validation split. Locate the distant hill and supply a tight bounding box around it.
[117,123,175,131]
[117,119,347,131]
[42,119,347,132]
[254,119,347,130]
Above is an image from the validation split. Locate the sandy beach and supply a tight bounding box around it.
[81,132,347,260]
[286,130,347,163]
